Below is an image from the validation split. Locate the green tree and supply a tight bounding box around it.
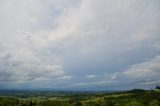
[149,100,159,106]
[74,101,82,106]
[29,101,32,106]
[125,101,143,106]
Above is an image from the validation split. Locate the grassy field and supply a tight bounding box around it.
[0,89,160,106]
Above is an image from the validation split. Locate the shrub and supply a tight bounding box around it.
[149,100,159,106]
[125,101,143,106]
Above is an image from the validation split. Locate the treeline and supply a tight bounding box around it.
[85,90,160,106]
[0,89,160,106]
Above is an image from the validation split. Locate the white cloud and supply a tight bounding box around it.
[105,73,119,80]
[0,0,74,85]
[0,51,65,84]
[86,75,96,79]
[58,76,72,80]
[123,55,160,79]
[0,0,159,89]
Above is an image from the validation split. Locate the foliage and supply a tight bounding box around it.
[156,86,160,90]
[149,100,159,106]
[0,90,160,106]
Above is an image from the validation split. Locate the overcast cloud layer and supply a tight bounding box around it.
[0,0,160,90]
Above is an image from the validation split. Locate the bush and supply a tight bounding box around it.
[74,101,82,106]
[149,100,159,106]
[125,101,143,106]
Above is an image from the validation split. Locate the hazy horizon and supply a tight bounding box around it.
[0,0,160,90]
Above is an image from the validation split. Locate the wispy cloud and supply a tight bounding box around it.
[123,55,160,80]
[58,76,72,80]
[86,75,96,79]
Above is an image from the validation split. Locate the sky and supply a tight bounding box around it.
[0,0,160,90]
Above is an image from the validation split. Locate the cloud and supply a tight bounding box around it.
[0,52,65,84]
[0,0,74,86]
[86,75,96,79]
[58,76,72,80]
[69,80,112,87]
[0,0,160,89]
[105,73,119,80]
[123,55,160,80]
[140,80,158,85]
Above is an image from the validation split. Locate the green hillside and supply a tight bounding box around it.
[0,89,160,106]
